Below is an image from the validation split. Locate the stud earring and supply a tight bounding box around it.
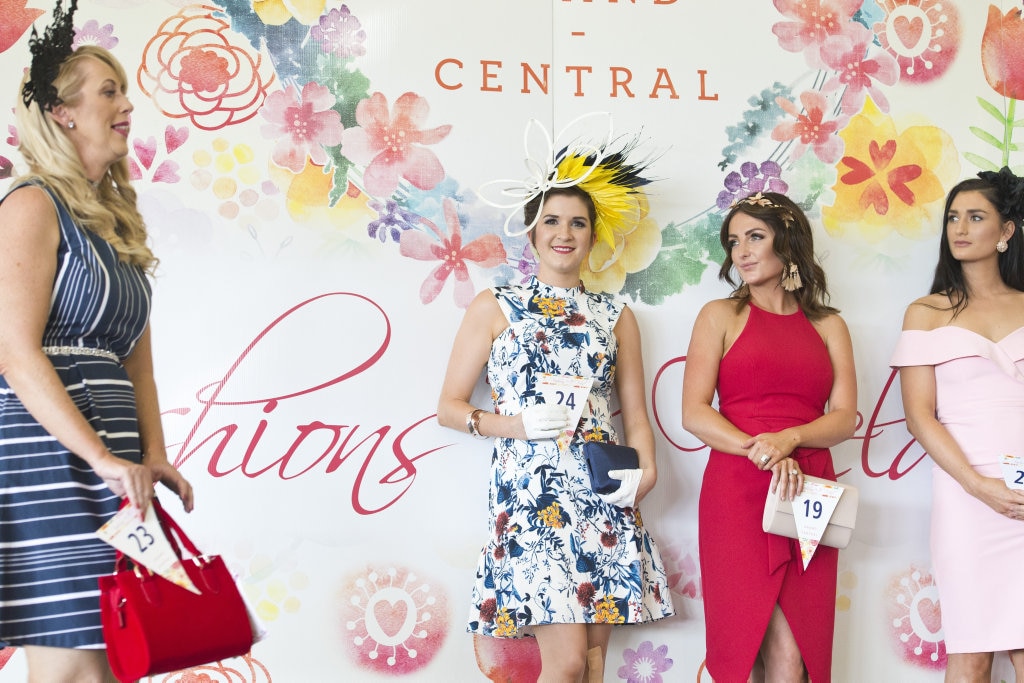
[67,120,75,129]
[997,239,1008,253]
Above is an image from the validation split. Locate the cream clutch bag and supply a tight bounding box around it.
[762,475,858,549]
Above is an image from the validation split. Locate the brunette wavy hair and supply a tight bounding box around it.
[718,192,838,321]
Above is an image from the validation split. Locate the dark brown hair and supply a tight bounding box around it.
[718,192,838,320]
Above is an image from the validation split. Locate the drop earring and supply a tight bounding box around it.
[781,262,803,292]
[997,239,1008,253]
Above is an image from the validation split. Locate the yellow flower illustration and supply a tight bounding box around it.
[538,502,565,528]
[823,97,959,243]
[534,296,567,318]
[581,193,662,293]
[494,607,518,637]
[254,0,325,25]
[593,594,625,624]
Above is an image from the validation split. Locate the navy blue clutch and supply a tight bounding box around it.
[583,442,639,494]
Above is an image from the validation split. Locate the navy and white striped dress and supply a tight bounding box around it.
[0,181,151,649]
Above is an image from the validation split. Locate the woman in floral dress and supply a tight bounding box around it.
[438,168,674,681]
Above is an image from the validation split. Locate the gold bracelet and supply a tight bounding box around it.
[466,408,487,439]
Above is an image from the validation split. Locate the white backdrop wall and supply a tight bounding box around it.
[1,0,1021,680]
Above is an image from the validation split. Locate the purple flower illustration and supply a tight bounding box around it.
[716,160,788,210]
[311,5,367,59]
[617,641,674,683]
[368,199,419,243]
[73,19,118,50]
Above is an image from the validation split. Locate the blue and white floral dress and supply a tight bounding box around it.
[467,276,675,637]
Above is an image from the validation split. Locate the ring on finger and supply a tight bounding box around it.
[760,455,770,464]
[790,469,799,476]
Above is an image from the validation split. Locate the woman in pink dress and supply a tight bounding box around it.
[682,192,857,682]
[891,168,1024,682]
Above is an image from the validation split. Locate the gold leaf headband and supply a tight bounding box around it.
[730,192,795,229]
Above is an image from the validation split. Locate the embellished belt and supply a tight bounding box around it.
[42,345,119,362]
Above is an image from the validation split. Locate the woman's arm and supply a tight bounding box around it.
[613,306,657,502]
[681,299,752,455]
[123,325,193,512]
[899,304,1024,517]
[0,185,153,511]
[437,289,528,440]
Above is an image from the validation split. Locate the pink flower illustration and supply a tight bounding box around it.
[340,91,452,198]
[772,90,847,163]
[400,198,506,307]
[821,22,900,115]
[260,82,344,173]
[772,0,862,63]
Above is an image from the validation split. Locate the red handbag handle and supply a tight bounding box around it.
[111,498,205,573]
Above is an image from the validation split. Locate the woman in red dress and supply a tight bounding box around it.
[682,192,857,682]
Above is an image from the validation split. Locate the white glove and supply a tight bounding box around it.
[520,404,571,440]
[598,469,643,508]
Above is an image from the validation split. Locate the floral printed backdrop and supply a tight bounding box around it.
[1,0,1023,680]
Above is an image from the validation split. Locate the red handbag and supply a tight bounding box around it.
[98,499,254,682]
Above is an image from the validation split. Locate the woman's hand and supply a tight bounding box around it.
[969,476,1024,521]
[518,404,570,441]
[149,459,195,513]
[91,454,154,515]
[769,457,803,501]
[744,430,798,470]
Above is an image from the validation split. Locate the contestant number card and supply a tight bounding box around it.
[537,373,593,454]
[1002,454,1024,491]
[792,480,844,569]
[96,504,200,594]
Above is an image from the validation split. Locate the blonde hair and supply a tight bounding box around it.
[14,45,155,271]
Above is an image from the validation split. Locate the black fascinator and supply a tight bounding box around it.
[978,166,1024,222]
[22,0,79,111]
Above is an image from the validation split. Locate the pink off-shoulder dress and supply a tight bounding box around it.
[891,326,1024,653]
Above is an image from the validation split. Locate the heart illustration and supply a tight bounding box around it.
[372,597,409,639]
[916,595,943,636]
[893,15,925,50]
[165,125,189,154]
[133,136,156,170]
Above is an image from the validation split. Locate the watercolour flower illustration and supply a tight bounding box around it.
[820,22,900,115]
[873,0,960,84]
[400,198,506,307]
[311,5,366,58]
[253,0,326,25]
[260,82,344,173]
[340,91,453,198]
[823,97,958,242]
[72,19,118,50]
[617,640,674,683]
[772,90,846,163]
[771,0,862,64]
[367,199,419,243]
[716,160,788,210]
[981,4,1024,100]
[138,6,276,131]
[969,4,1024,170]
[128,125,189,184]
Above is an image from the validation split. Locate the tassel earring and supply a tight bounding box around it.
[997,239,1008,253]
[782,262,803,291]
